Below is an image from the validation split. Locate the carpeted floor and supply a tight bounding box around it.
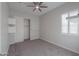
[8,39,79,56]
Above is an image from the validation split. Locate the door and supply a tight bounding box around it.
[24,19,30,40]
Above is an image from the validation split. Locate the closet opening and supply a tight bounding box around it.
[24,18,30,41]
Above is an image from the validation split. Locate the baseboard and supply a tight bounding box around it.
[30,38,40,40]
[41,39,79,54]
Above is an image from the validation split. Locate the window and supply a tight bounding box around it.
[62,9,78,34]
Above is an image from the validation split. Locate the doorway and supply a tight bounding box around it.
[24,18,30,41]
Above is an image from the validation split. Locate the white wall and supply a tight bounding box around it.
[16,17,24,43]
[0,2,2,54]
[0,2,9,55]
[9,10,40,44]
[40,2,79,54]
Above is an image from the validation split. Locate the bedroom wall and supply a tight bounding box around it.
[0,2,9,55]
[40,2,79,54]
[9,10,40,44]
[0,2,2,54]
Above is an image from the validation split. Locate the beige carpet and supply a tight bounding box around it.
[8,39,79,56]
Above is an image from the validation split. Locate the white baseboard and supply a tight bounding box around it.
[41,39,79,54]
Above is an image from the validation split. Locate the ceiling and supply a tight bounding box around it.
[7,2,65,16]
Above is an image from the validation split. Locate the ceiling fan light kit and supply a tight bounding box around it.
[36,6,39,9]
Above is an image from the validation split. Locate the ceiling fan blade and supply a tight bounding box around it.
[39,2,43,5]
[33,8,36,12]
[33,2,38,5]
[27,5,35,7]
[39,8,42,12]
[40,6,48,8]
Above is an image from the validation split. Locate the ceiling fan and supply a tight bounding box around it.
[27,2,48,12]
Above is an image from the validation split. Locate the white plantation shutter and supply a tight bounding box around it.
[62,9,78,34]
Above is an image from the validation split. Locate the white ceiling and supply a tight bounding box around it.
[7,2,65,16]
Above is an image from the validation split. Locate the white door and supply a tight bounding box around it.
[24,19,30,40]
